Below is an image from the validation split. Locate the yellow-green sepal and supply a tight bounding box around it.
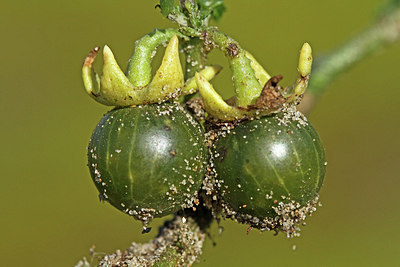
[183,65,222,94]
[195,72,244,121]
[145,35,185,102]
[245,51,271,87]
[82,47,109,105]
[82,45,146,106]
[82,35,222,106]
[100,46,146,105]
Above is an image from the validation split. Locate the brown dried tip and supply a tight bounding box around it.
[248,75,286,111]
[83,46,100,67]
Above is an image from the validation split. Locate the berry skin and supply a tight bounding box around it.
[213,113,326,219]
[88,102,207,223]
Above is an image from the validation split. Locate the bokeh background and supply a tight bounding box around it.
[1,0,399,266]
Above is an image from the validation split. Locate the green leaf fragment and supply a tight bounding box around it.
[196,0,226,21]
[160,0,175,17]
[210,1,226,21]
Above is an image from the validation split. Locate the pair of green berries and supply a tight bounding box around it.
[82,29,326,232]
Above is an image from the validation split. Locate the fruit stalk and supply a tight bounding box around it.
[205,28,262,107]
[182,37,207,80]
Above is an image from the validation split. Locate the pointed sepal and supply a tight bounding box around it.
[82,47,110,105]
[100,45,145,106]
[195,72,243,121]
[126,29,188,87]
[82,46,146,106]
[245,51,271,87]
[183,65,222,95]
[146,35,185,102]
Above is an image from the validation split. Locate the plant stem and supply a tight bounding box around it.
[300,7,400,113]
[182,36,208,103]
[183,37,207,80]
[96,215,205,267]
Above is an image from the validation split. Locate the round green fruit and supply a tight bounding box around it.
[88,102,207,222]
[213,113,326,219]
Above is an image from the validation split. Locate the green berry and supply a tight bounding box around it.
[88,102,207,223]
[213,112,326,219]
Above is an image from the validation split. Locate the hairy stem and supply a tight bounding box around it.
[95,216,205,267]
[182,36,208,103]
[183,37,207,80]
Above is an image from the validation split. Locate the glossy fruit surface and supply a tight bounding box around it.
[213,113,326,218]
[88,102,207,220]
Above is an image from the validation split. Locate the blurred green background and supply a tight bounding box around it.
[1,0,399,266]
